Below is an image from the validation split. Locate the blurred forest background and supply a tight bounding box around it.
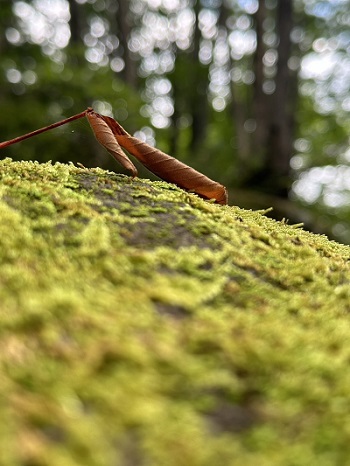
[0,0,350,242]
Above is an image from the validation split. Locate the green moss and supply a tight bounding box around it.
[1,158,350,465]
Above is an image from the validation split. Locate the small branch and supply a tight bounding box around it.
[0,109,90,149]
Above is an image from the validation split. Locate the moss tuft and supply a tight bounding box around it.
[1,158,350,465]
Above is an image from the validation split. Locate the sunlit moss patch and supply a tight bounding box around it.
[1,158,350,465]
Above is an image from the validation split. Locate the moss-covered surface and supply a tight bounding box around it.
[1,158,350,465]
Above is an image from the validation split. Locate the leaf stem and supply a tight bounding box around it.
[0,109,90,149]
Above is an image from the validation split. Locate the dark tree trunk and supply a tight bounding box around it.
[67,0,82,44]
[189,0,209,153]
[267,0,295,196]
[245,0,296,198]
[115,0,138,88]
[230,84,251,168]
[67,0,88,69]
[218,3,251,171]
[169,82,180,157]
[252,0,268,162]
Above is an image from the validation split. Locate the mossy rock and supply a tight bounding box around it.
[1,158,350,466]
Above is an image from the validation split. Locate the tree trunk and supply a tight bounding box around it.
[252,0,268,161]
[115,0,138,88]
[189,0,209,153]
[67,0,82,44]
[267,0,295,196]
[245,0,295,198]
[218,3,251,172]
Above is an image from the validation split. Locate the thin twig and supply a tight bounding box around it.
[0,109,90,149]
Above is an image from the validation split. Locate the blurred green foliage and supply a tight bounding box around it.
[0,49,147,172]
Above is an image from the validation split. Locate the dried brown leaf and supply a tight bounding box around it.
[86,110,137,177]
[99,114,228,205]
